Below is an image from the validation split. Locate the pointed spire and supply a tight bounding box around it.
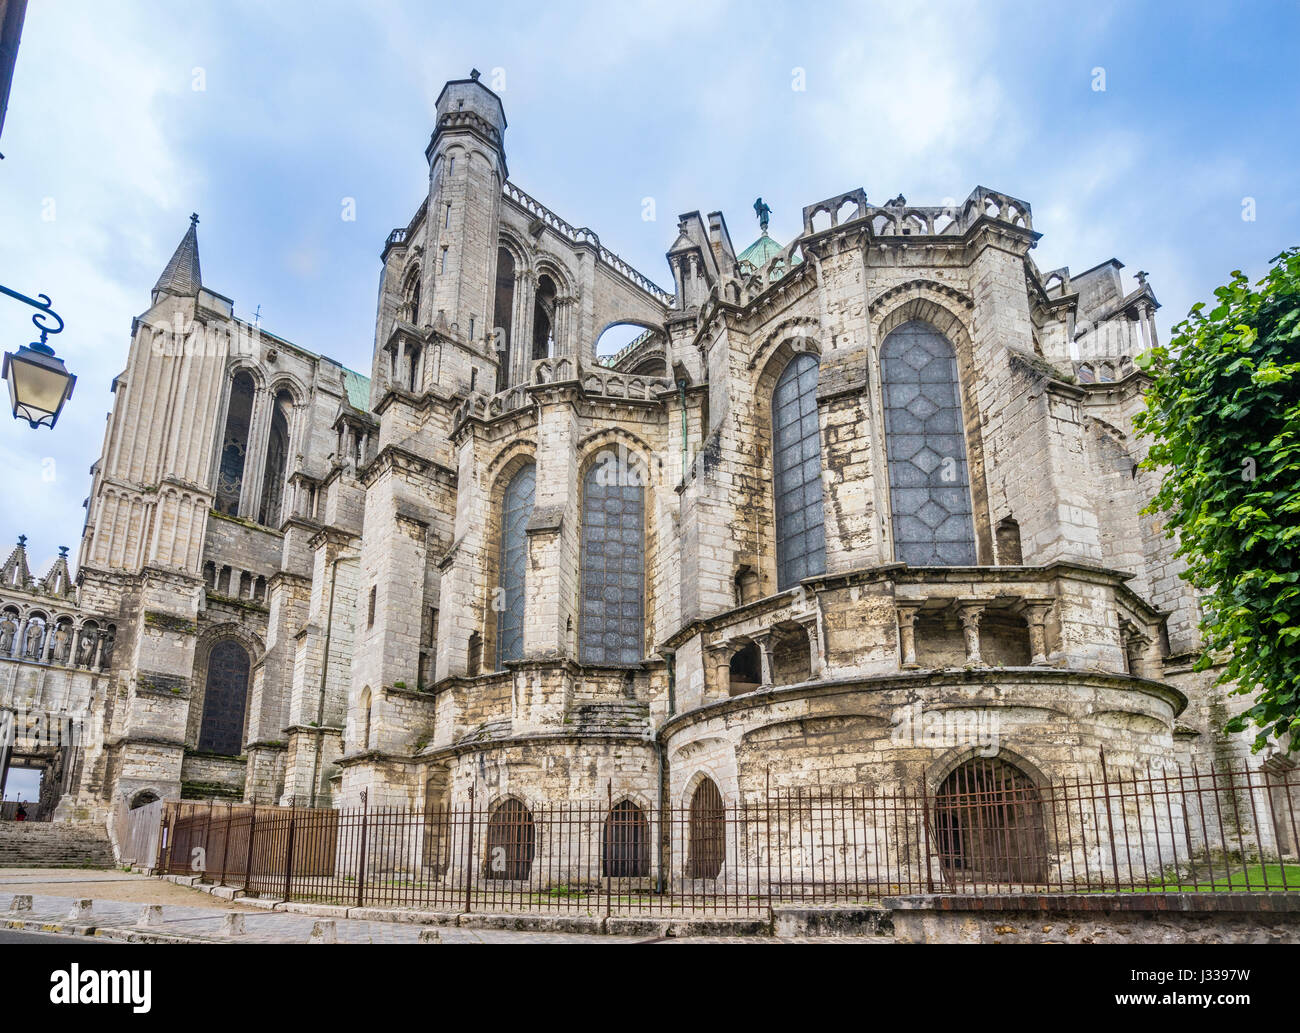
[153,213,202,300]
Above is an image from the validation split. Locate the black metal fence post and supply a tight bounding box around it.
[355,789,369,909]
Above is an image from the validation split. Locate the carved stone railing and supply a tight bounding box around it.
[531,357,670,401]
[1074,357,1136,384]
[578,366,672,402]
[801,184,1033,239]
[503,182,675,305]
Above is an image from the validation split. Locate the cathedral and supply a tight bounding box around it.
[0,71,1267,827]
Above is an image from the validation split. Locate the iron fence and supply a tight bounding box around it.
[156,760,1300,916]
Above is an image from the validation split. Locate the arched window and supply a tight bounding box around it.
[496,463,535,668]
[773,353,826,590]
[493,247,516,389]
[401,267,421,324]
[198,641,250,756]
[687,777,725,879]
[603,800,649,877]
[484,798,535,880]
[934,757,1047,884]
[881,321,976,566]
[216,372,255,516]
[258,389,293,527]
[358,687,372,751]
[579,453,645,665]
[532,274,557,361]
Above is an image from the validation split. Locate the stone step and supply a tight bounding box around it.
[0,821,116,868]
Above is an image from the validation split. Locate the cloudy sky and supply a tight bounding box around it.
[0,0,1297,579]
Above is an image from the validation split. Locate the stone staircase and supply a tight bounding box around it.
[0,821,116,868]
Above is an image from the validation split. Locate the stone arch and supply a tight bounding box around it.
[926,743,1051,795]
[129,788,160,809]
[748,317,822,375]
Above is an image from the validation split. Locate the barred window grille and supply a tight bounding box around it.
[687,777,726,879]
[579,459,645,665]
[198,640,250,756]
[881,320,977,566]
[773,353,826,590]
[602,800,650,877]
[484,798,535,880]
[496,463,535,668]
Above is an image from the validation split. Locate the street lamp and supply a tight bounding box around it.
[0,284,75,429]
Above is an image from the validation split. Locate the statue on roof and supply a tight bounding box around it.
[753,197,772,233]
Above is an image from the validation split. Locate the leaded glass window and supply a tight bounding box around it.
[579,457,645,665]
[881,320,977,566]
[496,463,535,668]
[773,353,826,590]
[198,640,250,756]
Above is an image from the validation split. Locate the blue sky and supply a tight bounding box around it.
[0,0,1297,579]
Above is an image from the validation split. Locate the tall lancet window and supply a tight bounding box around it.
[579,453,645,665]
[496,463,535,668]
[773,352,826,590]
[493,247,516,391]
[258,389,293,527]
[216,371,254,516]
[881,320,977,566]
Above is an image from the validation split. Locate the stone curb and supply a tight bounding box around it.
[4,916,214,945]
[172,878,786,937]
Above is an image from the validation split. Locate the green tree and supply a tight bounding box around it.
[1134,248,1300,753]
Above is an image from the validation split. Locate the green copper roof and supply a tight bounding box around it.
[737,231,801,278]
[342,368,371,412]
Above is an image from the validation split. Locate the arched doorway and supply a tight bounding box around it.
[687,777,725,879]
[484,798,535,880]
[602,799,649,877]
[933,756,1048,883]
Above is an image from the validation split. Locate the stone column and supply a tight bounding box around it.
[511,274,534,387]
[795,612,823,678]
[958,603,985,667]
[897,604,921,669]
[1022,599,1054,666]
[12,617,27,659]
[240,385,271,520]
[751,630,774,686]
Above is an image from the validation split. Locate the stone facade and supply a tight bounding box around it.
[1,73,1290,838]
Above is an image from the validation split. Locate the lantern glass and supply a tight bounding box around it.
[3,343,76,429]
